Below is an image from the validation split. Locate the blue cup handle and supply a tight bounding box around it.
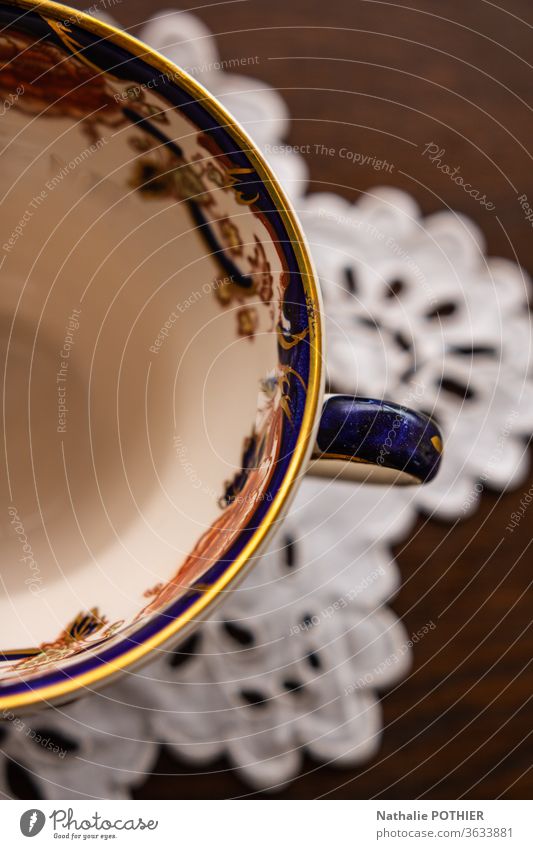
[310,395,443,485]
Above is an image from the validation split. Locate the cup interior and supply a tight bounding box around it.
[0,1,317,703]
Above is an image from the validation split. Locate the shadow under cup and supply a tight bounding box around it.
[0,2,318,708]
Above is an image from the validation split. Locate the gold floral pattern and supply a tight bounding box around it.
[237,306,259,338]
[213,237,276,338]
[218,216,243,256]
[126,132,278,339]
[6,608,124,672]
[248,237,274,303]
[128,145,212,204]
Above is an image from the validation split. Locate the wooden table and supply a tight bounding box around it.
[81,0,533,799]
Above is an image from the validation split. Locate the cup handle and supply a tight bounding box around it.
[308,394,443,485]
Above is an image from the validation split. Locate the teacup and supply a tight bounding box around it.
[0,0,442,711]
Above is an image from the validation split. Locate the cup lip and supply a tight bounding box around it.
[0,0,324,711]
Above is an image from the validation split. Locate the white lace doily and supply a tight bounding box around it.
[1,10,532,799]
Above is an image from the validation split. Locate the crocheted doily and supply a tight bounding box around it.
[1,10,531,798]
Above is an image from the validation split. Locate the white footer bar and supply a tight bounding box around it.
[3,799,530,847]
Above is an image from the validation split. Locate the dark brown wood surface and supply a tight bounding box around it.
[73,0,533,799]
